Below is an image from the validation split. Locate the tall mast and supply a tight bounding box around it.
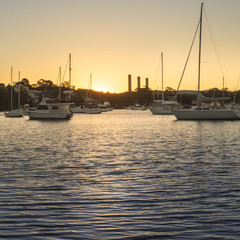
[161,52,164,105]
[197,2,204,103]
[223,76,225,104]
[58,66,62,102]
[69,53,71,86]
[69,53,71,102]
[10,66,13,110]
[90,73,92,99]
[18,71,21,108]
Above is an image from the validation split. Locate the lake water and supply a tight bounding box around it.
[0,110,240,239]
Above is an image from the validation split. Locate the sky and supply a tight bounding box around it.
[1,0,240,93]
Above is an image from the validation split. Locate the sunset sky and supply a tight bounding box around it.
[1,0,240,93]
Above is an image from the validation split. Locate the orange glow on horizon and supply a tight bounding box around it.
[93,87,109,93]
[1,1,240,93]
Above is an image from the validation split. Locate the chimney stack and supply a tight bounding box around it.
[145,78,149,89]
[128,74,132,93]
[137,76,141,90]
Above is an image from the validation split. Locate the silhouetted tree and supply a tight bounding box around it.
[61,81,71,89]
[20,78,30,86]
[36,79,56,90]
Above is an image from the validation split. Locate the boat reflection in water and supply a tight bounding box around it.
[27,98,73,120]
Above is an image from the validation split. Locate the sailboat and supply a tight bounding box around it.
[149,52,175,115]
[84,73,101,114]
[4,67,23,118]
[172,3,240,120]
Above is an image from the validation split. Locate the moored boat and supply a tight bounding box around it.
[172,106,239,120]
[27,98,73,119]
[71,105,86,113]
[4,67,23,118]
[149,100,174,115]
[5,109,24,118]
[173,3,239,120]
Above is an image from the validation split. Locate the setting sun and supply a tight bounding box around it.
[93,87,109,93]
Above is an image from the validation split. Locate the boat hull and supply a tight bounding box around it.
[71,107,86,113]
[28,112,73,119]
[172,109,240,120]
[4,110,23,118]
[85,108,101,114]
[149,107,173,115]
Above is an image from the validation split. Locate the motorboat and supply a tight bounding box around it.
[85,104,101,114]
[27,98,73,119]
[98,101,113,112]
[126,104,147,111]
[71,105,86,113]
[5,109,23,118]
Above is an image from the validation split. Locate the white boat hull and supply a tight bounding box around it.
[71,107,86,113]
[149,107,173,115]
[28,111,73,119]
[172,108,240,120]
[85,108,101,114]
[5,110,23,118]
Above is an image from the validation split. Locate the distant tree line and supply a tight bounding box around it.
[1,78,240,111]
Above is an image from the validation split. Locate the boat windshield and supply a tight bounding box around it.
[46,99,57,104]
[37,105,48,110]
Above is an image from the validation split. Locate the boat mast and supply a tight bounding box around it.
[69,53,71,85]
[69,53,71,102]
[197,3,204,104]
[223,76,225,104]
[161,52,164,106]
[58,66,62,102]
[10,66,13,110]
[90,73,92,99]
[18,71,21,108]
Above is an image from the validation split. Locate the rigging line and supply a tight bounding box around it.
[61,57,69,84]
[86,73,91,99]
[153,54,162,90]
[233,75,240,102]
[176,21,200,93]
[203,7,225,77]
[56,67,61,86]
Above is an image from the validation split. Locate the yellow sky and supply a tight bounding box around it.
[1,0,240,93]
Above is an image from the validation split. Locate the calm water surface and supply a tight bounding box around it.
[0,110,240,239]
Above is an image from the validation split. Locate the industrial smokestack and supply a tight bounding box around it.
[128,74,132,93]
[145,78,149,89]
[137,76,141,90]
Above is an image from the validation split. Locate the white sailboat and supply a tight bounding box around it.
[4,67,23,118]
[149,100,175,115]
[172,3,240,120]
[149,52,174,115]
[84,73,101,114]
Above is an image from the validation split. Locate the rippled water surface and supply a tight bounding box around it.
[1,110,240,239]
